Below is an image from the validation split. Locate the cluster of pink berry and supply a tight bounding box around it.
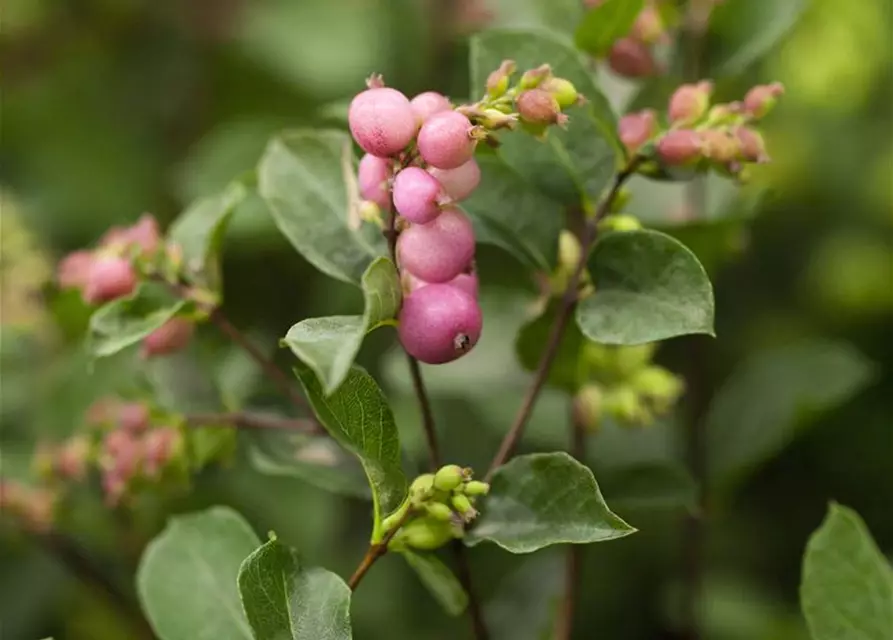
[0,481,56,533]
[34,398,183,506]
[619,81,785,178]
[349,67,580,364]
[585,0,669,78]
[56,214,194,358]
[349,77,484,365]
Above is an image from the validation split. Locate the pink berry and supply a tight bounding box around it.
[618,110,658,154]
[734,127,769,163]
[144,427,180,477]
[397,207,475,283]
[428,158,481,202]
[403,271,479,299]
[141,317,194,358]
[608,37,657,78]
[656,130,703,165]
[358,154,392,208]
[398,284,482,364]
[57,250,94,290]
[668,81,713,124]
[100,214,161,255]
[83,256,137,304]
[410,91,452,124]
[417,111,476,169]
[393,167,444,224]
[742,82,784,119]
[516,89,562,125]
[118,402,150,433]
[348,88,418,157]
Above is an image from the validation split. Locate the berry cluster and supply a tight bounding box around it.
[620,81,785,179]
[585,0,669,78]
[384,464,489,551]
[348,69,580,364]
[0,481,56,533]
[56,214,195,358]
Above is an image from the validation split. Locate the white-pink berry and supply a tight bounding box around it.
[403,271,479,299]
[428,158,481,202]
[83,256,137,304]
[393,167,444,224]
[398,284,482,364]
[358,154,392,208]
[410,92,452,125]
[348,88,418,158]
[397,207,475,283]
[141,317,194,358]
[417,111,476,169]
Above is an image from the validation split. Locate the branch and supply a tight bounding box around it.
[184,412,319,434]
[347,509,413,590]
[485,159,642,481]
[451,541,491,640]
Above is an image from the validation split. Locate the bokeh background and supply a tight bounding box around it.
[1,0,891,638]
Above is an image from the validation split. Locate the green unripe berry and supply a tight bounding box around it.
[540,77,579,109]
[451,493,478,520]
[397,517,456,550]
[433,464,466,492]
[425,502,455,521]
[631,365,684,413]
[574,383,604,433]
[464,480,490,496]
[519,64,552,90]
[613,343,656,378]
[603,386,649,426]
[409,473,435,502]
[599,214,642,233]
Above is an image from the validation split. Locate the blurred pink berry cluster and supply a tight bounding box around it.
[619,81,785,178]
[0,481,57,533]
[55,214,195,358]
[585,0,669,78]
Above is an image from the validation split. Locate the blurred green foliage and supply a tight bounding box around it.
[1,0,891,638]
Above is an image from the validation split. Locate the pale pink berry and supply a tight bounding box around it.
[398,284,482,364]
[742,82,784,119]
[100,214,161,255]
[393,167,444,224]
[631,3,665,44]
[56,436,90,481]
[83,256,137,304]
[668,81,713,124]
[348,88,418,157]
[608,37,657,78]
[141,317,194,358]
[144,427,180,477]
[403,271,479,299]
[397,207,475,283]
[118,402,150,433]
[428,158,480,202]
[656,130,703,165]
[57,250,94,290]
[410,91,452,124]
[417,111,476,169]
[358,154,392,208]
[516,89,563,125]
[735,127,769,163]
[618,110,658,154]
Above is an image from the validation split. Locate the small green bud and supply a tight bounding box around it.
[613,343,656,378]
[451,493,478,521]
[395,517,456,551]
[599,214,642,233]
[609,187,632,213]
[573,384,604,432]
[409,473,435,503]
[603,386,650,426]
[631,366,684,413]
[519,64,552,90]
[463,480,490,496]
[425,502,455,521]
[433,465,467,492]
[478,109,518,130]
[486,59,516,99]
[540,77,579,109]
[558,230,582,271]
[431,488,452,504]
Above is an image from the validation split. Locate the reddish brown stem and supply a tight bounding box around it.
[347,509,412,590]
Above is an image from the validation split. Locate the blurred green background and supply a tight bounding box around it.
[1,0,891,638]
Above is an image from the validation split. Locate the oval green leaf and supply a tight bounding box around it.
[400,550,468,617]
[575,229,715,345]
[469,28,621,206]
[238,536,352,640]
[294,363,406,541]
[574,0,645,57]
[258,129,384,285]
[136,506,259,640]
[801,503,893,640]
[466,452,635,553]
[282,257,401,395]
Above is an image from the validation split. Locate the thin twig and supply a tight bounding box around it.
[347,509,413,590]
[554,402,589,640]
[485,159,642,481]
[451,541,491,640]
[407,355,442,469]
[184,412,320,434]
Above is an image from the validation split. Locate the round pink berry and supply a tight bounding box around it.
[398,284,483,364]
[417,111,476,169]
[397,207,475,283]
[57,250,94,290]
[410,91,452,124]
[393,167,444,224]
[428,158,481,202]
[83,256,137,304]
[348,88,418,158]
[403,270,479,299]
[608,37,657,78]
[141,317,194,358]
[618,110,657,154]
[656,130,704,165]
[358,154,392,208]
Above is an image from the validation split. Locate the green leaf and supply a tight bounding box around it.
[137,506,259,640]
[574,0,645,57]
[801,503,893,640]
[168,180,248,291]
[238,536,352,640]
[469,29,621,206]
[481,0,585,36]
[575,229,715,345]
[400,550,468,617]
[463,153,564,270]
[486,552,564,640]
[282,257,401,395]
[248,431,372,500]
[709,0,808,77]
[257,129,383,285]
[87,282,187,359]
[515,298,587,392]
[466,452,635,553]
[294,363,406,541]
[708,341,874,484]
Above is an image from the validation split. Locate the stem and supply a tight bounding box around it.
[554,402,588,640]
[407,355,442,469]
[485,160,641,481]
[184,412,320,433]
[347,509,412,590]
[451,540,491,640]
